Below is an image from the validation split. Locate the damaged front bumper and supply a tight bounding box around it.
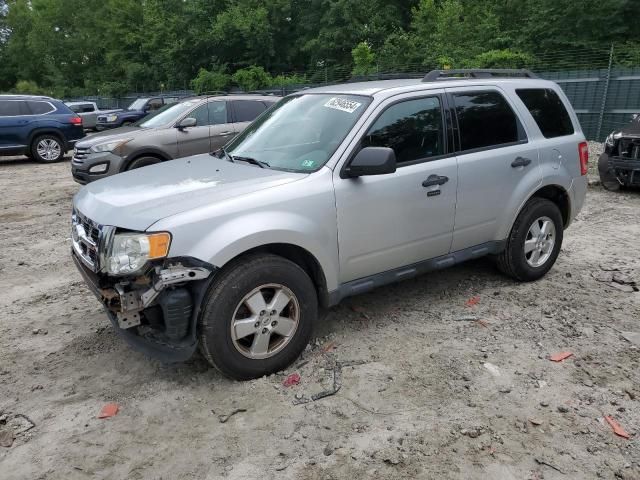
[71,250,215,362]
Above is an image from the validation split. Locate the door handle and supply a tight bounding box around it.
[422,175,449,187]
[511,156,532,168]
[220,131,233,136]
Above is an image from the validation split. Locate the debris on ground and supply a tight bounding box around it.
[604,415,631,440]
[282,373,301,387]
[464,296,480,307]
[218,408,247,424]
[535,458,565,475]
[549,351,574,362]
[593,268,639,292]
[0,430,15,448]
[349,305,370,320]
[483,362,501,377]
[97,403,119,419]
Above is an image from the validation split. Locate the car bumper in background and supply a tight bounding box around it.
[96,121,121,130]
[71,149,125,184]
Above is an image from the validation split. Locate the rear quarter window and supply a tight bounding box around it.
[516,88,575,138]
[27,101,55,115]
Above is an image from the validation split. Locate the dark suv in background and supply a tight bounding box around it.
[0,95,85,162]
[72,95,278,184]
[96,96,182,130]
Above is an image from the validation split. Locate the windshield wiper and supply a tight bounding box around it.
[232,156,270,169]
[211,147,234,162]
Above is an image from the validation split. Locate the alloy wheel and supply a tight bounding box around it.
[36,139,61,161]
[230,283,300,360]
[524,216,556,268]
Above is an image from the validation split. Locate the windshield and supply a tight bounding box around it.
[226,93,372,172]
[127,98,149,110]
[137,101,199,128]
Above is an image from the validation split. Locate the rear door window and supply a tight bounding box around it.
[232,100,267,123]
[27,101,55,115]
[0,100,26,116]
[516,88,574,138]
[361,96,445,165]
[452,91,527,152]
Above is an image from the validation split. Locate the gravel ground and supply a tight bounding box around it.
[0,151,638,480]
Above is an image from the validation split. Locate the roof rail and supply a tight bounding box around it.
[422,69,538,82]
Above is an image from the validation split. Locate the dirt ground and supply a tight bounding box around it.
[0,150,638,480]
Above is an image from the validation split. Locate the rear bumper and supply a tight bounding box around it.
[568,175,588,226]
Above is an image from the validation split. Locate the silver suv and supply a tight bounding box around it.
[71,95,277,184]
[71,70,588,379]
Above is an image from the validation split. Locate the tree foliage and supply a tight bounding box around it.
[0,0,638,95]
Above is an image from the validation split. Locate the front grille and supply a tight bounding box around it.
[97,116,107,122]
[72,147,91,165]
[71,210,102,271]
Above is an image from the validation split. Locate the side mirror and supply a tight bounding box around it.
[177,117,197,130]
[344,147,396,178]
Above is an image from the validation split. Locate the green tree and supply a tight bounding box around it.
[351,42,376,76]
[232,66,272,91]
[191,67,231,94]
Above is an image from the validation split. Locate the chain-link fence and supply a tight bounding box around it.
[68,44,640,141]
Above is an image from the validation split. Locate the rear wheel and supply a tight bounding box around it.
[495,198,563,282]
[199,254,316,380]
[126,156,161,171]
[598,154,621,191]
[31,134,64,163]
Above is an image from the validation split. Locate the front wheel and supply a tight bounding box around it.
[126,156,161,171]
[199,254,317,380]
[495,198,563,282]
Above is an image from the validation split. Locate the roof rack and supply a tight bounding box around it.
[422,69,538,82]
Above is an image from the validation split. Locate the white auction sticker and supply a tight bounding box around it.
[323,97,362,113]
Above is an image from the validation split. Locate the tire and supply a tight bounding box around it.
[495,197,564,282]
[598,154,621,192]
[126,156,161,171]
[122,121,134,127]
[30,134,64,163]
[199,254,317,380]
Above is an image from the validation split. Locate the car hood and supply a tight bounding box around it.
[618,116,640,136]
[73,155,306,231]
[75,126,148,147]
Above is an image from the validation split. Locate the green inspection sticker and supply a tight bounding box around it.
[301,159,315,168]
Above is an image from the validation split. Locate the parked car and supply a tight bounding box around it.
[71,70,588,379]
[71,95,278,184]
[0,94,85,162]
[65,101,121,131]
[598,114,640,191]
[95,96,182,130]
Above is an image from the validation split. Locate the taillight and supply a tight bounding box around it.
[578,141,588,176]
[70,116,82,126]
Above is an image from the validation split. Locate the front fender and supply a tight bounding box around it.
[190,212,338,291]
